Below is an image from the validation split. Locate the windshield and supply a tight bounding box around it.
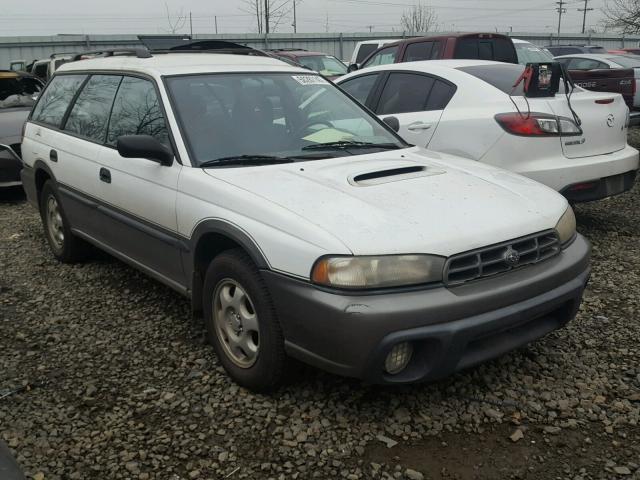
[297,55,347,76]
[515,43,555,64]
[608,55,640,68]
[0,74,42,109]
[166,73,405,166]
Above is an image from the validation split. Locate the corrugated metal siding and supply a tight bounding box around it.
[2,32,640,68]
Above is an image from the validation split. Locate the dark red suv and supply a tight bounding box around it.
[351,33,518,72]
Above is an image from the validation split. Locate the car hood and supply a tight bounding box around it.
[203,147,568,257]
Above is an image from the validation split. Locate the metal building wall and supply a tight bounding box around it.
[2,32,640,69]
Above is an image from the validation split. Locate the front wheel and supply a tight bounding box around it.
[203,249,287,392]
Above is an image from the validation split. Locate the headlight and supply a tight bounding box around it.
[555,206,576,244]
[311,254,444,289]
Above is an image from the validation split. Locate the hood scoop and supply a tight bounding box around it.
[349,165,443,186]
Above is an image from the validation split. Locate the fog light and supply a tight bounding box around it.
[384,342,413,375]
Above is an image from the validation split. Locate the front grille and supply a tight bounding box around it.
[444,230,560,286]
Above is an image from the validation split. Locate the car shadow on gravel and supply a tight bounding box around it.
[0,186,25,204]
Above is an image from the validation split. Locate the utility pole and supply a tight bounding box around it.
[367,25,374,33]
[265,0,270,34]
[578,0,594,34]
[189,11,193,36]
[556,0,566,44]
[292,0,297,33]
[214,15,218,34]
[325,12,329,33]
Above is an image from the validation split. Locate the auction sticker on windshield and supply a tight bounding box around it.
[292,75,329,85]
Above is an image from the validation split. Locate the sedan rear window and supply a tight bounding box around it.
[0,74,42,109]
[458,64,568,96]
[608,55,640,68]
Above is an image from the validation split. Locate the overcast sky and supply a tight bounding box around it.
[1,0,607,36]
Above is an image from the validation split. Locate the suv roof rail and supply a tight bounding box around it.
[70,48,152,62]
[50,52,76,59]
[151,40,269,57]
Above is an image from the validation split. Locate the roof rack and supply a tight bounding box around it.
[50,52,76,59]
[70,48,152,62]
[267,48,307,52]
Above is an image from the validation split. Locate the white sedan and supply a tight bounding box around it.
[337,59,639,202]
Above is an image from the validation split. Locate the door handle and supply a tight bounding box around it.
[407,122,432,132]
[99,167,111,184]
[49,149,58,162]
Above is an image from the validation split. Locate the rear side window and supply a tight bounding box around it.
[363,45,398,68]
[567,58,610,70]
[377,73,435,115]
[106,76,169,147]
[356,44,379,63]
[340,73,380,105]
[31,74,86,127]
[404,41,435,62]
[64,75,121,142]
[454,37,516,63]
[426,80,456,110]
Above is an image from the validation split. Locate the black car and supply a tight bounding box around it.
[0,70,43,188]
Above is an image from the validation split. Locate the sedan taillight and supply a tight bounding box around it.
[495,112,582,137]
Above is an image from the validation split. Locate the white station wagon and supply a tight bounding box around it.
[18,47,590,391]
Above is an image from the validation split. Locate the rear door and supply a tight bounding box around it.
[371,71,456,146]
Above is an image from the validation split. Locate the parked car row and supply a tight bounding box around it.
[0,37,636,392]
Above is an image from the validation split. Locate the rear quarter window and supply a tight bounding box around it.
[31,74,86,127]
[454,37,517,63]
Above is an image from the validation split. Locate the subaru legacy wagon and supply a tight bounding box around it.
[18,47,590,391]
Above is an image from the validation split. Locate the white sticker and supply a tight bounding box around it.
[292,75,329,85]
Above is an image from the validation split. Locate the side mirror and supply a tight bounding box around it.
[347,63,360,73]
[117,135,173,166]
[382,116,400,132]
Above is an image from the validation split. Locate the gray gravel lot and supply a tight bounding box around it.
[1,135,640,479]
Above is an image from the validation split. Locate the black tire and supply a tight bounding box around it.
[203,249,287,392]
[39,180,90,263]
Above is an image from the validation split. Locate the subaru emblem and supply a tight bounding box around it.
[503,247,520,267]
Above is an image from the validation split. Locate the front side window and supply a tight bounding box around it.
[106,76,170,147]
[65,75,121,142]
[297,55,347,76]
[166,73,405,166]
[31,74,86,127]
[0,74,43,109]
[376,73,435,115]
[363,46,398,68]
[355,44,379,64]
[339,73,380,105]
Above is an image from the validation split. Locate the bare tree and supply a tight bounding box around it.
[164,3,187,34]
[603,0,640,33]
[400,3,438,34]
[241,0,296,33]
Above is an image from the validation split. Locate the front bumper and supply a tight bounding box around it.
[263,234,590,384]
[0,144,22,188]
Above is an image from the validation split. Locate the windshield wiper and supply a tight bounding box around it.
[301,141,402,151]
[199,155,295,168]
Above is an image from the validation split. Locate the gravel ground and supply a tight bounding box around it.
[1,134,640,480]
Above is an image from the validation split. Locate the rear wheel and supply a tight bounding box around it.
[203,249,287,392]
[39,181,90,262]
